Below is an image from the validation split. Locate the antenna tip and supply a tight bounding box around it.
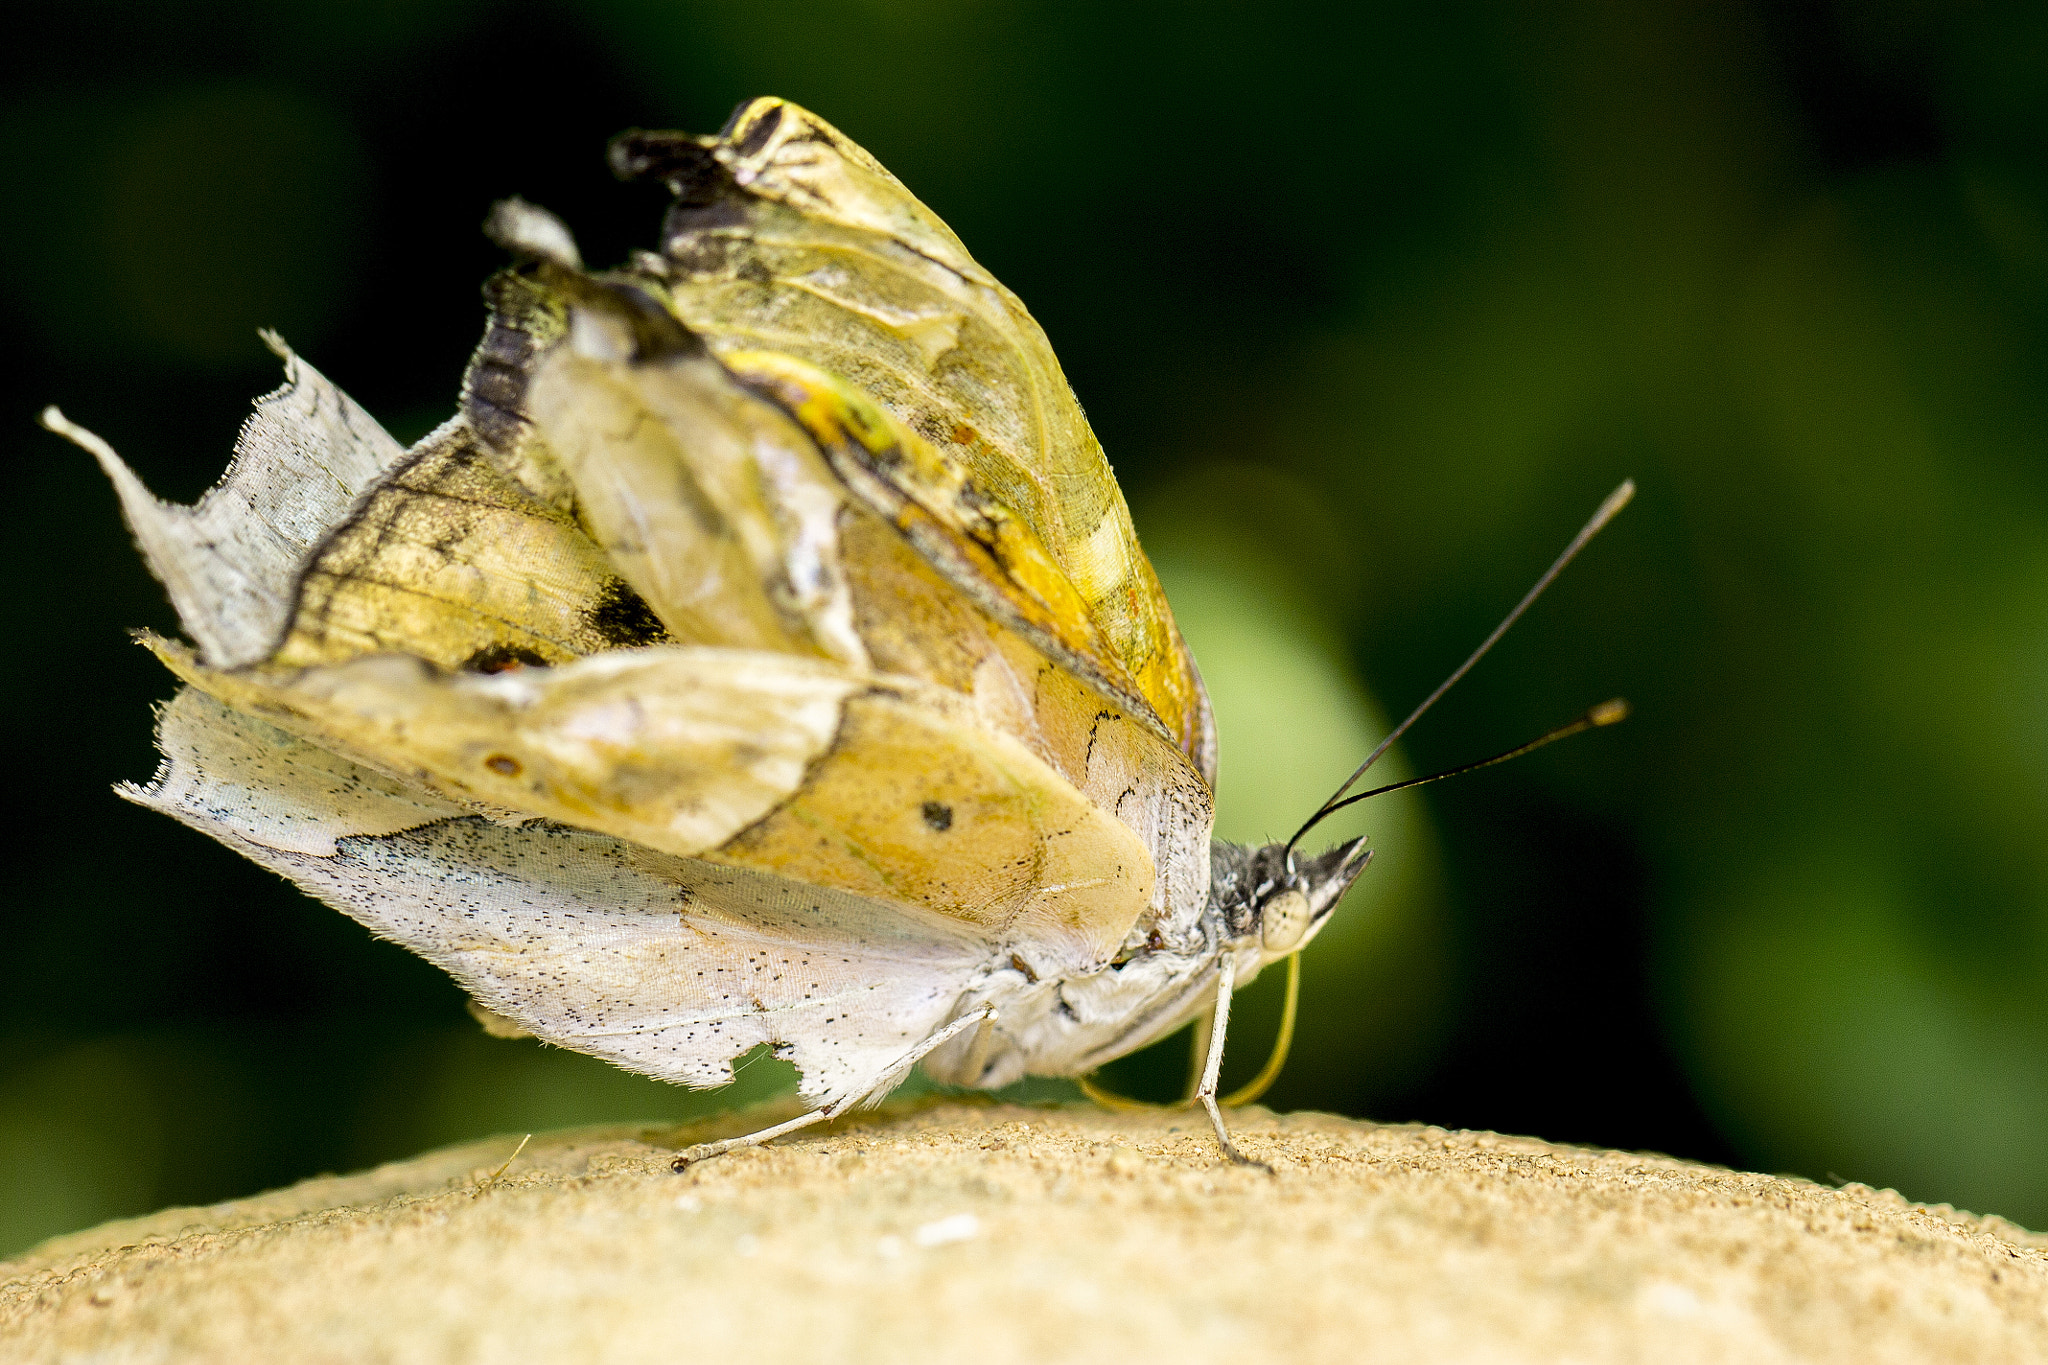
[1597,479,1637,520]
[1589,697,1630,726]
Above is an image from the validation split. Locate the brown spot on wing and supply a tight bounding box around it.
[464,643,550,673]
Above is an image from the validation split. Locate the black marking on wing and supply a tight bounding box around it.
[586,578,671,647]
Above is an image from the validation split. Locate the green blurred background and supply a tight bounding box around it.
[4,0,2046,1256]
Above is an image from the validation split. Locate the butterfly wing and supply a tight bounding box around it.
[70,98,1231,1111]
[613,99,1216,783]
[131,688,988,1106]
[49,333,407,670]
[70,325,1201,961]
[273,415,660,670]
[458,265,1217,937]
[151,639,1155,964]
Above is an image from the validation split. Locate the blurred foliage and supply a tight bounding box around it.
[3,0,2046,1256]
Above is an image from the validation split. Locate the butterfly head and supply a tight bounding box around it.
[1212,836,1372,966]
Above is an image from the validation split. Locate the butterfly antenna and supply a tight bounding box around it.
[1307,698,1629,824]
[1287,479,1635,853]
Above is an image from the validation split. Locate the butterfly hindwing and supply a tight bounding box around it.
[54,335,407,670]
[131,688,989,1106]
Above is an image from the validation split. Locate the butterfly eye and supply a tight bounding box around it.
[1260,889,1313,954]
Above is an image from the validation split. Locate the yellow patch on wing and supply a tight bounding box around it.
[831,508,1214,927]
[619,98,1214,777]
[724,349,1145,702]
[709,687,1155,964]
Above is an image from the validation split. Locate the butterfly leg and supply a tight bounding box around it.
[1193,956,1274,1172]
[669,1107,834,1169]
[671,1004,1000,1169]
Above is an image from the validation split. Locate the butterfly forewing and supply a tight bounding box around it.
[641,98,1215,780]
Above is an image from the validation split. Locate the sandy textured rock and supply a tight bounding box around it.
[2,1098,2044,1364]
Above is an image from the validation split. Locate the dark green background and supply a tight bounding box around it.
[5,0,2046,1256]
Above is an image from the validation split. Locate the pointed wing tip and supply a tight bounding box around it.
[40,403,99,449]
[258,328,294,363]
[39,403,137,480]
[112,778,161,809]
[484,197,582,271]
[132,628,190,667]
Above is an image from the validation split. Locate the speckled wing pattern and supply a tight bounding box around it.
[59,98,1220,1110]
[132,689,987,1105]
[53,332,408,670]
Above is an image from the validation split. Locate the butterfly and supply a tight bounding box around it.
[47,98,1625,1168]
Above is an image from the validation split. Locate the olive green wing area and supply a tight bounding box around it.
[273,416,666,672]
[621,98,1214,781]
[155,643,1155,966]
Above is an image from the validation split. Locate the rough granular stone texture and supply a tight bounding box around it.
[2,1099,2044,1364]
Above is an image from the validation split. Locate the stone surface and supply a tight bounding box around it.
[2,1098,2044,1364]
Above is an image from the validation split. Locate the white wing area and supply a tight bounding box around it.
[127,689,992,1109]
[125,686,468,856]
[46,334,409,667]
